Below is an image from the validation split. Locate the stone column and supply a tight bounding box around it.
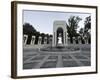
[31,36,35,45]
[64,31,68,46]
[68,37,70,44]
[53,32,56,46]
[49,37,52,44]
[49,36,52,48]
[84,35,88,44]
[38,36,42,45]
[73,37,76,44]
[44,37,47,44]
[23,35,28,45]
[78,36,81,44]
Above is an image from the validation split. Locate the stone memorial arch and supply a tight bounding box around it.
[53,21,68,47]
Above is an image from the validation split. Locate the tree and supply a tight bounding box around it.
[84,16,91,43]
[23,23,37,35]
[40,33,45,44]
[67,16,82,43]
[34,31,40,44]
[23,23,53,45]
[50,34,53,37]
[84,16,91,33]
[23,23,37,44]
[45,34,49,44]
[79,28,84,34]
[79,28,85,44]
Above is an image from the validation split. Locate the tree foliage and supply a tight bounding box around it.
[23,23,52,44]
[84,16,91,43]
[23,23,37,35]
[67,16,82,43]
[84,16,91,33]
[79,28,84,35]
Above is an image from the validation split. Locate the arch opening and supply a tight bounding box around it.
[56,27,64,45]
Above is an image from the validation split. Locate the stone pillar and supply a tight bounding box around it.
[49,37,52,44]
[73,37,76,44]
[64,31,68,46]
[44,37,47,44]
[49,36,53,47]
[23,35,28,45]
[84,35,88,44]
[78,36,81,44]
[38,36,42,45]
[68,37,70,44]
[53,32,56,46]
[31,36,35,45]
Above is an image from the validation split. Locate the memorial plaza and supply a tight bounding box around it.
[23,21,91,69]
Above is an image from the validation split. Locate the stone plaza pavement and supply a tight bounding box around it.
[23,44,91,69]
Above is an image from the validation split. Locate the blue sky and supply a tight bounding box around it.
[23,10,90,34]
